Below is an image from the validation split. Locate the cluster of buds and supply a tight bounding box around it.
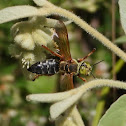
[10,16,57,79]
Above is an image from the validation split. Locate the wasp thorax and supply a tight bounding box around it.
[79,62,92,76]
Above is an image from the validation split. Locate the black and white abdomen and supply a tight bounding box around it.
[28,59,59,75]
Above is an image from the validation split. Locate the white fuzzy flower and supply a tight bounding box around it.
[11,16,53,50]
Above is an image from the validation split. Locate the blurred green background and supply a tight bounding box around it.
[0,0,126,126]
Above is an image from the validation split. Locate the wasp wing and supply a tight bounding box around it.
[53,21,74,90]
[53,21,72,61]
[60,73,74,91]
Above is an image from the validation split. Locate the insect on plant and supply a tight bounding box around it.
[28,21,98,90]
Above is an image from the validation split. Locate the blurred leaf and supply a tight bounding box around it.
[73,1,98,12]
[0,0,31,9]
[0,64,17,74]
[115,59,125,73]
[26,76,57,93]
[49,0,65,5]
[98,95,126,126]
[61,0,105,12]
[92,87,110,126]
[115,35,126,44]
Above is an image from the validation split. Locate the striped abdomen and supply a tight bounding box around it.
[28,59,59,75]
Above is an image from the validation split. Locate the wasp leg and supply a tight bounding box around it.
[42,45,64,59]
[77,48,96,62]
[77,75,87,82]
[32,74,41,81]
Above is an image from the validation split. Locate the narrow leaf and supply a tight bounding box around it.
[26,90,76,103]
[50,92,82,120]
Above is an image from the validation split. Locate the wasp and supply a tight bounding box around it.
[28,21,99,90]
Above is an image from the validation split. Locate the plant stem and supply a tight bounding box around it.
[38,6,126,62]
[112,0,116,80]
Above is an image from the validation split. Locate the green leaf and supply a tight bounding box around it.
[115,35,126,44]
[26,76,57,93]
[98,95,126,126]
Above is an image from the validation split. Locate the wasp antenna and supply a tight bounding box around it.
[91,72,95,79]
[93,60,104,66]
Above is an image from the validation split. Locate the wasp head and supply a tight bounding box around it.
[79,62,92,76]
